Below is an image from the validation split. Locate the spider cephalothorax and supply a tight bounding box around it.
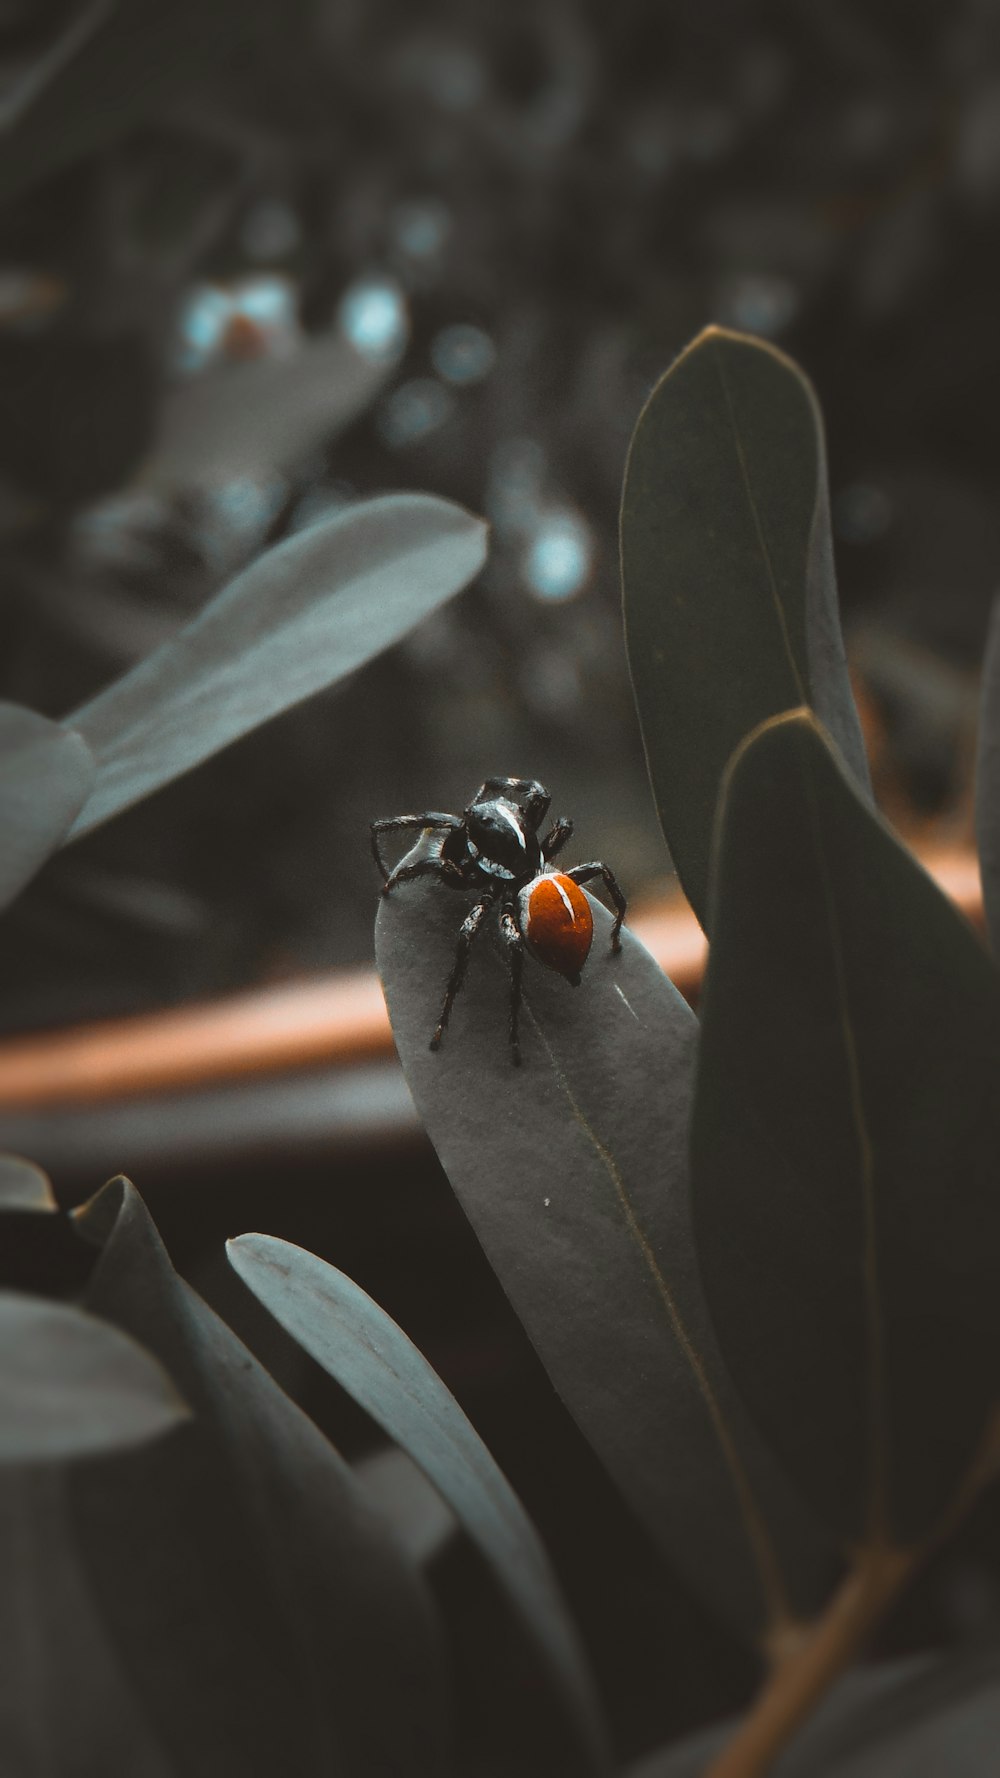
[371,776,626,1063]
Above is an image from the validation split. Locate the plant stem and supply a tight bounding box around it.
[703,1545,913,1778]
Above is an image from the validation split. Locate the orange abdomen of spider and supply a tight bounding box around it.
[518,872,593,982]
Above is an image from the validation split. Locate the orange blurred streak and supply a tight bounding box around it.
[0,848,984,1111]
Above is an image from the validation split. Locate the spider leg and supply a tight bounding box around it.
[541,815,573,861]
[370,812,462,883]
[564,861,627,949]
[471,777,550,830]
[382,854,466,898]
[430,898,490,1051]
[499,902,525,1065]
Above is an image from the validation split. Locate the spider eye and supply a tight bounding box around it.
[519,873,593,978]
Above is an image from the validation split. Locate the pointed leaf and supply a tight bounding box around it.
[693,711,1000,1541]
[66,494,488,838]
[67,1177,450,1778]
[228,1231,610,1776]
[0,1289,187,1462]
[621,326,869,928]
[376,862,836,1638]
[0,1153,57,1212]
[0,705,94,907]
[975,594,1000,952]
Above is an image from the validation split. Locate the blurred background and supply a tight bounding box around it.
[1,0,998,1033]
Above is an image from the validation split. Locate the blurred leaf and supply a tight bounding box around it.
[65,494,488,839]
[0,1289,186,1462]
[228,1231,611,1776]
[0,705,94,910]
[975,595,1000,952]
[145,333,392,489]
[66,1176,450,1778]
[692,710,1000,1541]
[621,325,869,928]
[0,0,274,204]
[0,1153,57,1212]
[628,1637,1000,1776]
[376,864,836,1638]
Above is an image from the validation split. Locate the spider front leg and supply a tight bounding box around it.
[541,815,573,861]
[499,903,525,1065]
[565,861,627,949]
[430,898,490,1051]
[370,813,462,886]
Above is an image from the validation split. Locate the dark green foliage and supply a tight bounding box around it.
[692,710,1000,1541]
[228,1232,610,1775]
[64,1178,450,1778]
[621,326,869,929]
[376,870,836,1637]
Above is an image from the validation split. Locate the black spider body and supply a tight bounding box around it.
[372,776,626,1063]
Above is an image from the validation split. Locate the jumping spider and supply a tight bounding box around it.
[372,775,626,1063]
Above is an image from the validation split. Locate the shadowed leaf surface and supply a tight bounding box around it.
[693,711,1000,1542]
[0,705,94,909]
[0,1290,186,1463]
[621,326,869,928]
[228,1231,610,1777]
[0,1153,57,1212]
[62,1177,449,1778]
[628,1635,1000,1776]
[975,596,1000,952]
[66,495,488,838]
[377,862,836,1638]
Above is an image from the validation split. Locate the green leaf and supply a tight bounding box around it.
[0,705,94,909]
[621,325,869,928]
[0,1153,57,1212]
[692,710,1000,1542]
[65,1177,450,1778]
[227,1232,611,1777]
[376,862,836,1638]
[145,332,392,490]
[65,495,488,839]
[975,595,1000,952]
[0,1289,187,1462]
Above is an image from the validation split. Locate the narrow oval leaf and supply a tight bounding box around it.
[0,1152,56,1212]
[0,1289,187,1463]
[975,594,1000,952]
[0,704,94,908]
[376,861,836,1639]
[145,332,390,489]
[69,1177,450,1778]
[621,325,869,928]
[65,495,488,839]
[228,1231,610,1776]
[693,710,1000,1542]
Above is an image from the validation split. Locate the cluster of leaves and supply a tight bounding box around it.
[5,322,1000,1775]
[377,328,1000,1774]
